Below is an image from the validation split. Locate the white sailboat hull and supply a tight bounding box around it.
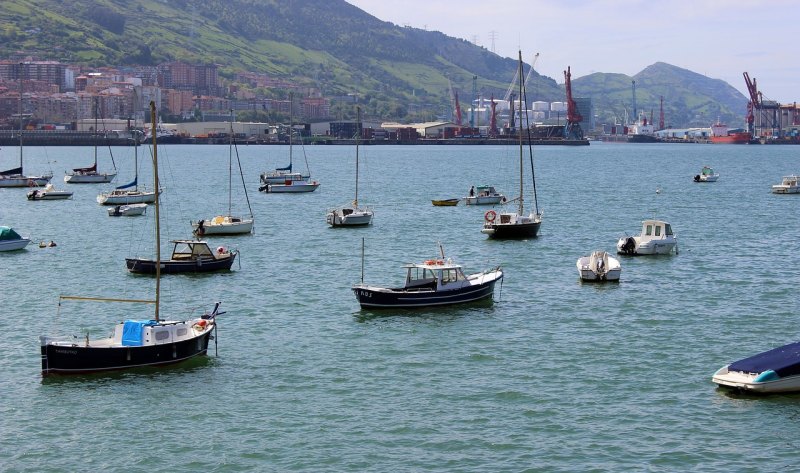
[261,182,319,193]
[64,172,117,184]
[327,208,373,226]
[192,216,254,235]
[97,190,158,205]
[0,175,52,188]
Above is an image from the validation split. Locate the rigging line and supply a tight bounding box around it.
[98,107,118,171]
[519,58,539,215]
[232,137,254,219]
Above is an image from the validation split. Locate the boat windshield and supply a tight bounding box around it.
[664,224,673,236]
[441,268,466,284]
[405,267,437,287]
[173,242,213,257]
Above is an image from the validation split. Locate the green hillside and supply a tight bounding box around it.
[0,0,748,126]
[573,63,748,128]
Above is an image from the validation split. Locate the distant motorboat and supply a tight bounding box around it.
[771,175,800,194]
[617,219,678,255]
[26,183,73,200]
[713,340,800,393]
[576,251,621,282]
[465,185,506,205]
[107,203,147,217]
[693,166,719,182]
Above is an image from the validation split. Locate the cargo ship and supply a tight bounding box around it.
[710,121,751,144]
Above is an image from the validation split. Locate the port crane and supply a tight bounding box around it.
[448,79,463,126]
[563,66,583,139]
[743,71,779,137]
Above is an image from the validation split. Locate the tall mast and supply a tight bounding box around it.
[18,62,23,169]
[228,109,233,216]
[517,51,524,216]
[94,98,99,167]
[354,106,360,207]
[150,101,161,322]
[288,92,293,171]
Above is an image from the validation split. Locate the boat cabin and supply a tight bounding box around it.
[641,220,673,240]
[403,260,467,290]
[475,185,499,197]
[171,240,227,260]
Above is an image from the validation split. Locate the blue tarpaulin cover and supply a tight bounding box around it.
[121,320,157,346]
[729,341,800,378]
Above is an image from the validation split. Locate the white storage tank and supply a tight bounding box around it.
[550,102,566,112]
[532,101,549,111]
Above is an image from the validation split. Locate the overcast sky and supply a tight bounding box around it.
[347,0,799,105]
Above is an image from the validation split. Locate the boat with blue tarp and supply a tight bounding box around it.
[713,341,800,393]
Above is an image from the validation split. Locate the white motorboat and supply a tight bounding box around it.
[191,111,254,235]
[713,340,800,393]
[693,166,719,182]
[107,203,147,216]
[259,173,320,193]
[480,51,542,239]
[26,183,73,200]
[64,99,117,184]
[617,219,678,255]
[0,226,30,251]
[772,175,800,194]
[96,138,158,205]
[576,251,621,281]
[327,106,373,227]
[465,185,506,205]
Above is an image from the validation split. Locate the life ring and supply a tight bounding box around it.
[485,210,497,222]
[217,246,226,254]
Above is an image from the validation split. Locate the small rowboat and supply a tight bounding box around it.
[432,198,460,206]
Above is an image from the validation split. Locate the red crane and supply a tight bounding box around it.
[563,66,583,139]
[454,90,463,126]
[743,72,759,135]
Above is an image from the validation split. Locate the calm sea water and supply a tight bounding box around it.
[1,141,798,472]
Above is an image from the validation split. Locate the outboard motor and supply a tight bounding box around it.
[622,237,636,255]
[693,174,701,182]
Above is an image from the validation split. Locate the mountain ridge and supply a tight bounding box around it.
[0,0,747,126]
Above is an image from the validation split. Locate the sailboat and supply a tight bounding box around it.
[191,111,254,235]
[0,69,52,188]
[64,99,117,183]
[96,131,158,205]
[260,93,310,185]
[40,101,222,375]
[481,51,542,239]
[326,106,373,226]
[258,94,319,193]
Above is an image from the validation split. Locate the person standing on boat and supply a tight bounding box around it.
[469,186,475,197]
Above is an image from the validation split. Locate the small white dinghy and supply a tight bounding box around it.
[107,203,147,217]
[576,251,621,282]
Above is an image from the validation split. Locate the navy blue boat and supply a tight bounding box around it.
[713,341,800,393]
[126,240,237,274]
[352,255,503,309]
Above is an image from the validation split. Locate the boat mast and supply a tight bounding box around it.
[150,101,161,322]
[94,98,99,168]
[228,109,233,216]
[354,106,360,207]
[517,51,524,216]
[18,62,23,170]
[288,92,293,172]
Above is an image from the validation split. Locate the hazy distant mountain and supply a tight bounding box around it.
[0,1,748,126]
[573,63,748,128]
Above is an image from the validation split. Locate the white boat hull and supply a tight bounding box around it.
[261,182,320,193]
[712,366,800,394]
[465,195,504,205]
[192,216,254,235]
[27,189,73,200]
[327,208,373,226]
[772,185,800,194]
[0,175,52,188]
[64,172,117,184]
[97,190,158,205]
[108,203,147,216]
[261,172,309,184]
[0,238,31,251]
